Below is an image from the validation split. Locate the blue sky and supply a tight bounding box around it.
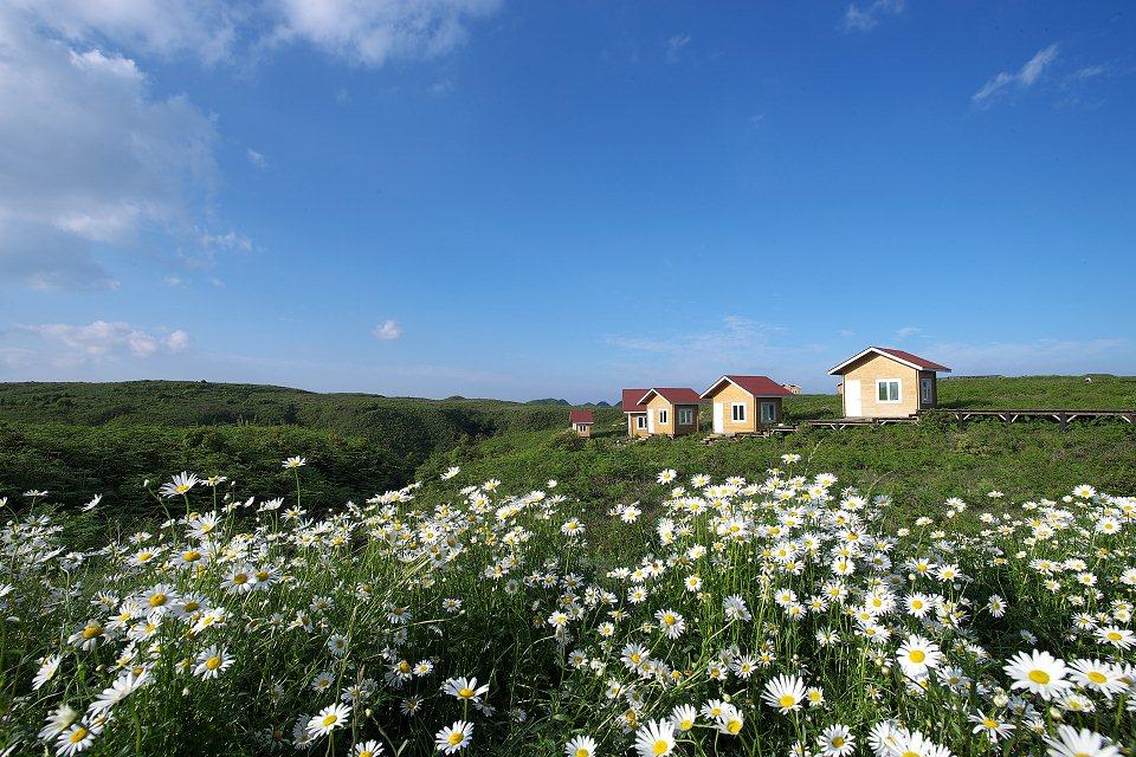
[1,1,1134,401]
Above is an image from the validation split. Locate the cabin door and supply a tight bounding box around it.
[845,379,861,417]
[712,402,724,433]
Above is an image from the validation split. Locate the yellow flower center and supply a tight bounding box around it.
[322,714,338,727]
[778,694,796,709]
[149,593,167,607]
[832,737,845,747]
[361,752,374,757]
[182,550,201,562]
[1107,631,1122,641]
[458,687,474,699]
[726,719,742,734]
[232,573,248,585]
[448,732,463,746]
[1028,669,1051,685]
[205,656,222,670]
[653,739,669,756]
[256,571,269,581]
[902,752,919,757]
[184,601,200,612]
[909,650,926,664]
[70,727,89,744]
[82,623,102,639]
[983,718,997,729]
[1087,671,1107,684]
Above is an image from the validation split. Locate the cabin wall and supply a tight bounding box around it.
[626,412,649,438]
[842,354,920,417]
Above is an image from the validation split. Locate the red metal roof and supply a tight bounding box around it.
[828,346,952,375]
[621,388,649,413]
[640,387,701,405]
[876,348,951,372]
[569,410,594,424]
[702,375,792,398]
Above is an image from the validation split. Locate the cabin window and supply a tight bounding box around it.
[876,379,901,403]
[576,424,588,432]
[658,409,668,424]
[920,377,933,404]
[678,408,694,425]
[636,414,647,429]
[730,403,746,422]
[760,401,777,423]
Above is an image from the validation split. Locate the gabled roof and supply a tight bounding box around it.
[828,346,951,375]
[700,375,793,399]
[638,387,701,405]
[621,388,649,413]
[569,409,594,424]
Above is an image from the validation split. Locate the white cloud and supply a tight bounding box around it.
[843,0,905,33]
[0,7,226,289]
[267,0,503,66]
[246,148,267,168]
[972,44,1059,106]
[18,320,190,361]
[927,337,1133,375]
[9,0,238,63]
[665,33,690,63]
[896,325,922,338]
[372,319,403,341]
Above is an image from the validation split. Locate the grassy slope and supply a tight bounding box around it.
[1,377,1133,518]
[418,418,1136,565]
[781,374,1136,421]
[0,381,621,510]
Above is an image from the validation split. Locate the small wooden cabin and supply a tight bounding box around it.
[569,409,594,437]
[827,347,951,418]
[700,375,792,434]
[638,387,701,438]
[621,388,650,438]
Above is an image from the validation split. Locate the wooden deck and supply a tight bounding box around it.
[940,408,1136,429]
[716,409,1135,436]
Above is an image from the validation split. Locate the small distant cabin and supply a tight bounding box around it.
[701,375,792,434]
[622,388,650,438]
[782,383,802,395]
[569,409,594,437]
[638,387,701,438]
[828,347,951,418]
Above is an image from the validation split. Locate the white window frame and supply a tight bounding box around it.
[760,401,777,423]
[576,423,588,432]
[678,407,694,425]
[920,377,933,404]
[635,414,647,429]
[730,402,746,422]
[658,409,668,425]
[876,379,901,403]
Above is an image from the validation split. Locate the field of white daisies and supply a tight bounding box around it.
[1,454,1134,756]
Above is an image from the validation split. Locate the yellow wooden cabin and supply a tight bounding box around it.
[827,347,950,418]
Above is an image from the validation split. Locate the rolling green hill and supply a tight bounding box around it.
[0,381,618,513]
[0,376,1132,520]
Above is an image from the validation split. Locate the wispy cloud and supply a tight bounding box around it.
[12,320,190,364]
[246,148,267,168]
[604,315,828,389]
[843,0,905,33]
[372,320,403,341]
[972,44,1059,106]
[927,337,1133,375]
[665,33,691,63]
[896,326,922,338]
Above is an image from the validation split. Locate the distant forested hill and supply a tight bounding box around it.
[0,381,621,513]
